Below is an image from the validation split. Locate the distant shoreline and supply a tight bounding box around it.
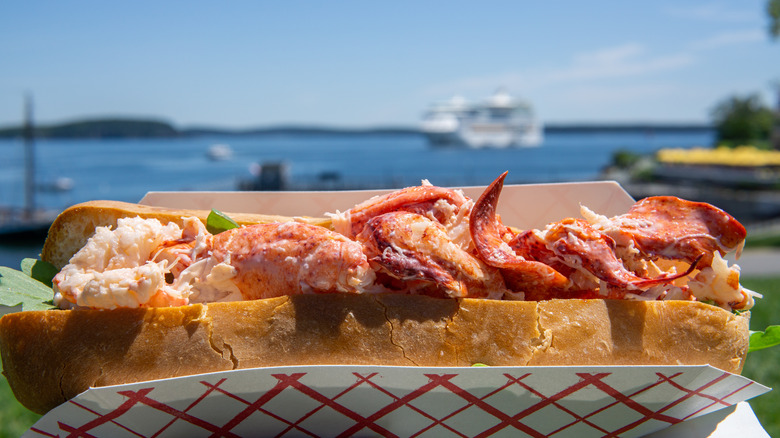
[0,118,713,139]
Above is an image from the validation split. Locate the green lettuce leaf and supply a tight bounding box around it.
[0,266,57,311]
[206,209,239,234]
[20,258,58,288]
[749,326,780,353]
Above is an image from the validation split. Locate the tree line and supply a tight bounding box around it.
[0,119,179,139]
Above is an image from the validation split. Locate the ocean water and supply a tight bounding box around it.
[0,129,714,268]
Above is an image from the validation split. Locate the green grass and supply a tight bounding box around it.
[746,232,780,249]
[1,278,779,436]
[0,371,40,438]
[740,276,780,436]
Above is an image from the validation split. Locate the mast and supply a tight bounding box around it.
[23,93,35,219]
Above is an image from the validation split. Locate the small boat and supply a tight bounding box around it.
[37,177,75,193]
[0,207,58,238]
[238,161,289,191]
[0,94,59,237]
[420,89,543,148]
[206,144,233,161]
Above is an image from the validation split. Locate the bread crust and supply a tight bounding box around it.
[0,295,749,414]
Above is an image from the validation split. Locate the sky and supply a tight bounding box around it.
[1,1,778,129]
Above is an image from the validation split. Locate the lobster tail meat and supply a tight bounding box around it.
[331,183,470,238]
[511,219,701,293]
[604,196,747,267]
[356,211,507,299]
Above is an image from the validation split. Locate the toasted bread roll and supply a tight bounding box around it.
[0,295,748,414]
[0,200,750,415]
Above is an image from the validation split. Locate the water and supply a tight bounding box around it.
[0,129,714,268]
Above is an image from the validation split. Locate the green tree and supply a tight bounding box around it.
[769,0,780,38]
[710,94,774,147]
[768,1,780,148]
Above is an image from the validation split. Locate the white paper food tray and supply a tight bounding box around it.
[24,365,768,438]
[23,180,771,437]
[137,180,634,229]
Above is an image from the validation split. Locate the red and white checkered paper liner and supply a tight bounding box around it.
[24,365,768,438]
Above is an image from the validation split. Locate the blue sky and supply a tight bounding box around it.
[1,1,777,128]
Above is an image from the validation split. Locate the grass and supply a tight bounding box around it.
[0,372,40,438]
[746,232,780,249]
[0,277,778,436]
[740,276,780,436]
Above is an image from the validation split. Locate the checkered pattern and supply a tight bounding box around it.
[24,366,766,438]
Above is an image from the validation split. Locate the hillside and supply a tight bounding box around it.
[0,119,178,139]
[0,118,712,139]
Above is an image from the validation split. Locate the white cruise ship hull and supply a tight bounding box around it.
[420,89,544,148]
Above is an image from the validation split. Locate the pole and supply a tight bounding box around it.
[23,93,35,219]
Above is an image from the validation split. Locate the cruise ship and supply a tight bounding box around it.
[420,89,543,148]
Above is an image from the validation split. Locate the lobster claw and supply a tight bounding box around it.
[469,172,570,299]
